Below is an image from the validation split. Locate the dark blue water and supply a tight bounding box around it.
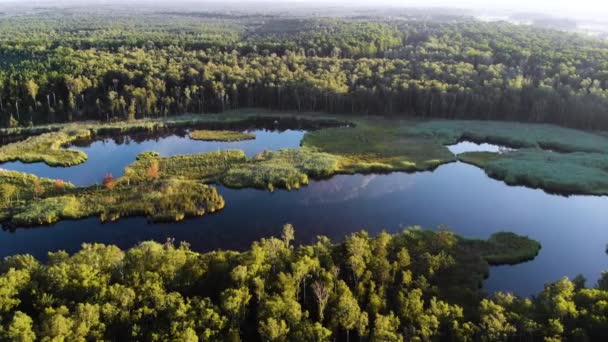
[0,135,606,297]
[0,130,305,186]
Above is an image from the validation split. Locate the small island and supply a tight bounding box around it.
[190,130,256,142]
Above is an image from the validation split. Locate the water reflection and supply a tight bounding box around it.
[295,173,417,205]
[447,141,515,154]
[1,162,606,297]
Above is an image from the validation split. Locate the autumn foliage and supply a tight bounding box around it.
[102,174,116,190]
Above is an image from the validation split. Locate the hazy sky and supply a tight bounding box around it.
[1,0,606,20]
[325,0,607,18]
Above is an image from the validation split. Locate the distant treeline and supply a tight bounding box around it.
[1,13,608,129]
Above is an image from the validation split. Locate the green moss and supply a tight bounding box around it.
[190,130,256,142]
[457,152,502,169]
[459,149,608,195]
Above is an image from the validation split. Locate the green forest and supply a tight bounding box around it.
[2,7,608,342]
[1,11,608,129]
[1,226,607,341]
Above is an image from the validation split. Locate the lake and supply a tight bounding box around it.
[0,134,607,297]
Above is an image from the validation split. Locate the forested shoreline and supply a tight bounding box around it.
[1,226,607,341]
[1,11,608,129]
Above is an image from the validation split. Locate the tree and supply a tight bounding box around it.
[344,232,371,284]
[53,179,66,192]
[103,174,116,190]
[147,160,160,180]
[6,311,36,342]
[33,179,45,197]
[371,312,402,342]
[282,223,295,248]
[478,299,516,341]
[312,280,331,322]
[25,80,39,110]
[221,287,252,327]
[258,318,289,342]
[128,99,136,121]
[331,281,364,342]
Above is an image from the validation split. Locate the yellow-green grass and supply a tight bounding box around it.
[459,150,608,195]
[302,117,455,173]
[221,149,340,190]
[4,179,224,226]
[0,170,75,222]
[125,149,339,191]
[0,130,90,166]
[189,130,256,142]
[3,110,608,228]
[125,150,249,184]
[409,119,608,153]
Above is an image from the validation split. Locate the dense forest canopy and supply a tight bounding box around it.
[1,9,608,128]
[3,226,606,342]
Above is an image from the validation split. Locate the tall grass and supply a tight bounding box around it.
[303,118,455,173]
[189,130,256,142]
[459,149,608,195]
[410,119,608,153]
[222,149,340,190]
[5,179,224,226]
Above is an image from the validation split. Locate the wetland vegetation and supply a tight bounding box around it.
[189,130,256,142]
[3,111,608,226]
[1,3,608,341]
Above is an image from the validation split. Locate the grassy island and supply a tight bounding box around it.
[190,130,256,142]
[0,169,224,227]
[0,130,90,167]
